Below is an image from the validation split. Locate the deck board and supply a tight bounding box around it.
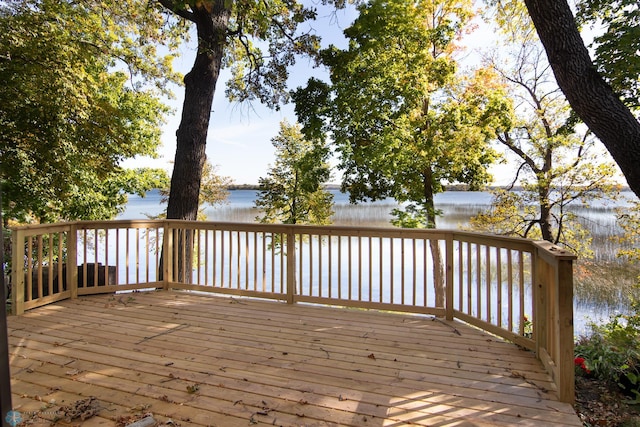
[7,291,581,426]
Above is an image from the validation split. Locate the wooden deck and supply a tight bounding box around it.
[7,291,581,426]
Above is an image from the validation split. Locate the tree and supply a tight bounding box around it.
[470,4,621,258]
[0,0,175,224]
[521,0,640,198]
[156,1,325,222]
[294,0,510,305]
[255,121,334,226]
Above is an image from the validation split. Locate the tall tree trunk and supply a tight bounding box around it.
[167,5,230,220]
[524,0,640,198]
[423,168,445,308]
[163,3,232,282]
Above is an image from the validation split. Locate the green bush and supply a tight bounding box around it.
[575,298,640,400]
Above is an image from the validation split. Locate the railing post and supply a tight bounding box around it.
[533,241,576,404]
[556,257,575,403]
[445,233,454,321]
[66,224,78,299]
[286,227,296,304]
[10,228,25,315]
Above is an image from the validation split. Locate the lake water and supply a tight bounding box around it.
[119,189,639,335]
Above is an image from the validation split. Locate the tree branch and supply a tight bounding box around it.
[157,0,195,22]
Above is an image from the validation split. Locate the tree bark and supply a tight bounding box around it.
[166,3,231,220]
[538,186,553,242]
[524,0,640,198]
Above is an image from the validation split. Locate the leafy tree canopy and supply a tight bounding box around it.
[294,0,511,228]
[0,0,179,223]
[576,0,640,110]
[255,121,334,226]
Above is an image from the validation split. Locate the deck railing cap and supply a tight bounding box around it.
[533,240,578,261]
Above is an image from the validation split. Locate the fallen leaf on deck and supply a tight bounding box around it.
[58,396,99,422]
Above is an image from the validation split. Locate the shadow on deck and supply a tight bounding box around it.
[7,290,581,426]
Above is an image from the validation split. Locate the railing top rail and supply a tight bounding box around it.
[8,223,74,236]
[10,220,547,252]
[9,219,162,232]
[451,231,537,252]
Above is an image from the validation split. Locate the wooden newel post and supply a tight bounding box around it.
[67,224,78,300]
[556,257,575,403]
[10,229,25,316]
[533,241,576,404]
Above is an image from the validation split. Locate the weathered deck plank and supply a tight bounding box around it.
[8,291,581,426]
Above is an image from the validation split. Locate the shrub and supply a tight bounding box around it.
[575,299,640,400]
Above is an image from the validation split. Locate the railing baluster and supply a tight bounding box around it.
[155,227,160,284]
[459,241,465,311]
[400,238,405,305]
[125,228,130,285]
[507,249,513,332]
[378,237,383,303]
[280,232,285,295]
[26,235,33,302]
[318,234,323,298]
[411,239,416,306]
[135,228,140,284]
[348,236,353,301]
[328,235,334,299]
[497,247,502,329]
[338,236,342,300]
[389,238,394,304]
[368,236,373,303]
[519,250,525,335]
[467,243,473,315]
[357,236,362,301]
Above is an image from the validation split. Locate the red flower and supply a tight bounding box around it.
[574,357,591,374]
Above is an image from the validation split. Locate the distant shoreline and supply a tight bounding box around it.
[227,183,633,193]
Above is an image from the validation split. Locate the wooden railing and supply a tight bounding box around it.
[9,220,576,403]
